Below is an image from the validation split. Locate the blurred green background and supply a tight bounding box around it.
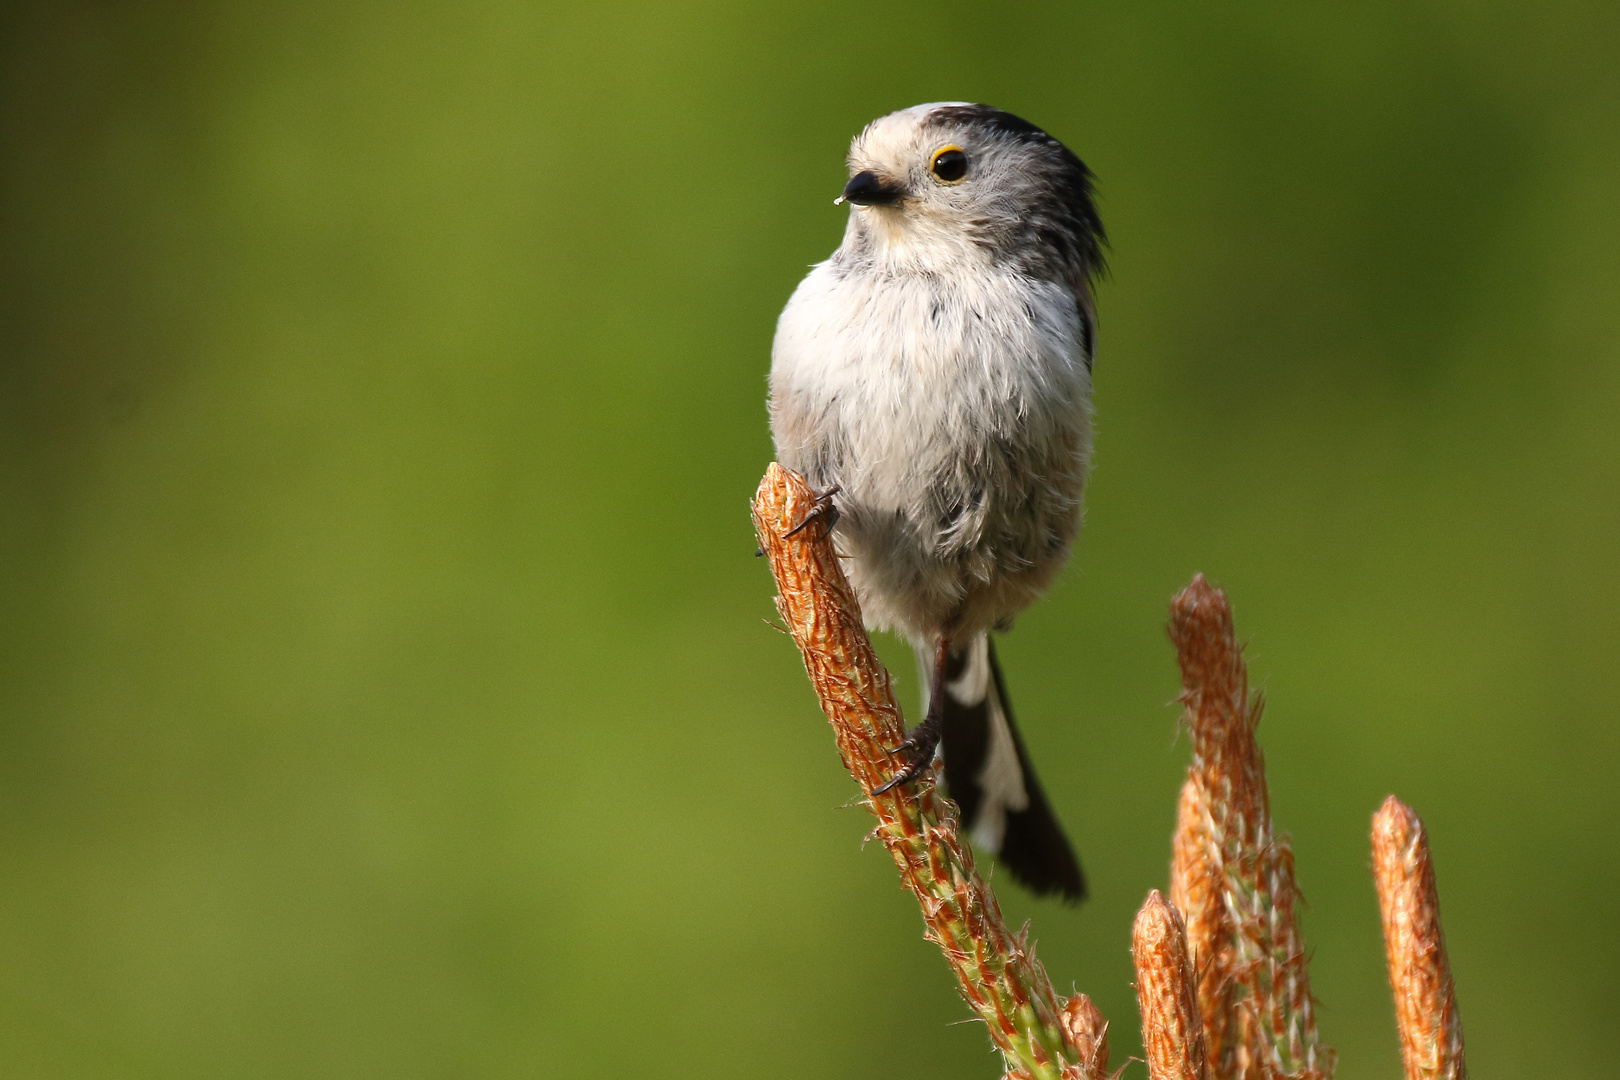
[1,1,1616,1076]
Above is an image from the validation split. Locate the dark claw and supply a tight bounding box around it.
[871,755,930,795]
[782,484,841,541]
[871,715,943,796]
[871,636,950,797]
[882,727,924,757]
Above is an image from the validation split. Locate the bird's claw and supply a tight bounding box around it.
[871,722,941,796]
[871,751,932,796]
[782,485,841,541]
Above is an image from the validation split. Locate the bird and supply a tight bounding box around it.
[768,103,1104,903]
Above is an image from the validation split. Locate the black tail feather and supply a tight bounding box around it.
[936,636,1086,903]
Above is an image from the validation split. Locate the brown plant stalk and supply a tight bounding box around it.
[751,464,1103,1080]
[1371,797,1466,1080]
[1133,890,1212,1080]
[1166,576,1331,1080]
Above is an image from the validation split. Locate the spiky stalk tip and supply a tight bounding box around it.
[1371,797,1466,1080]
[1132,890,1211,1080]
[1166,575,1333,1080]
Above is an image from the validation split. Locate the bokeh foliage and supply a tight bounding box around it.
[1,2,1616,1076]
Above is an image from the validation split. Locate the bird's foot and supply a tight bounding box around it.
[872,635,951,796]
[782,484,841,541]
[872,714,942,795]
[756,484,839,556]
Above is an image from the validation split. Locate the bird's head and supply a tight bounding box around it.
[836,102,1104,287]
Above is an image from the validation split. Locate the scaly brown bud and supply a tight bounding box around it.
[1371,797,1466,1080]
[1132,891,1210,1080]
[1060,993,1110,1078]
[1166,575,1332,1080]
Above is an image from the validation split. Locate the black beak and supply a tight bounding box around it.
[838,171,904,207]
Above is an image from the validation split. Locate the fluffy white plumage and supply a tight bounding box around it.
[765,102,1100,900]
[769,104,1093,647]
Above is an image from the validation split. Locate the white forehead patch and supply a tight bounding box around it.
[851,102,973,166]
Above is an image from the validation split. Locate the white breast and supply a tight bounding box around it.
[768,259,1093,642]
[771,262,1087,501]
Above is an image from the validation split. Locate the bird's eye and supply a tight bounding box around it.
[930,146,968,183]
